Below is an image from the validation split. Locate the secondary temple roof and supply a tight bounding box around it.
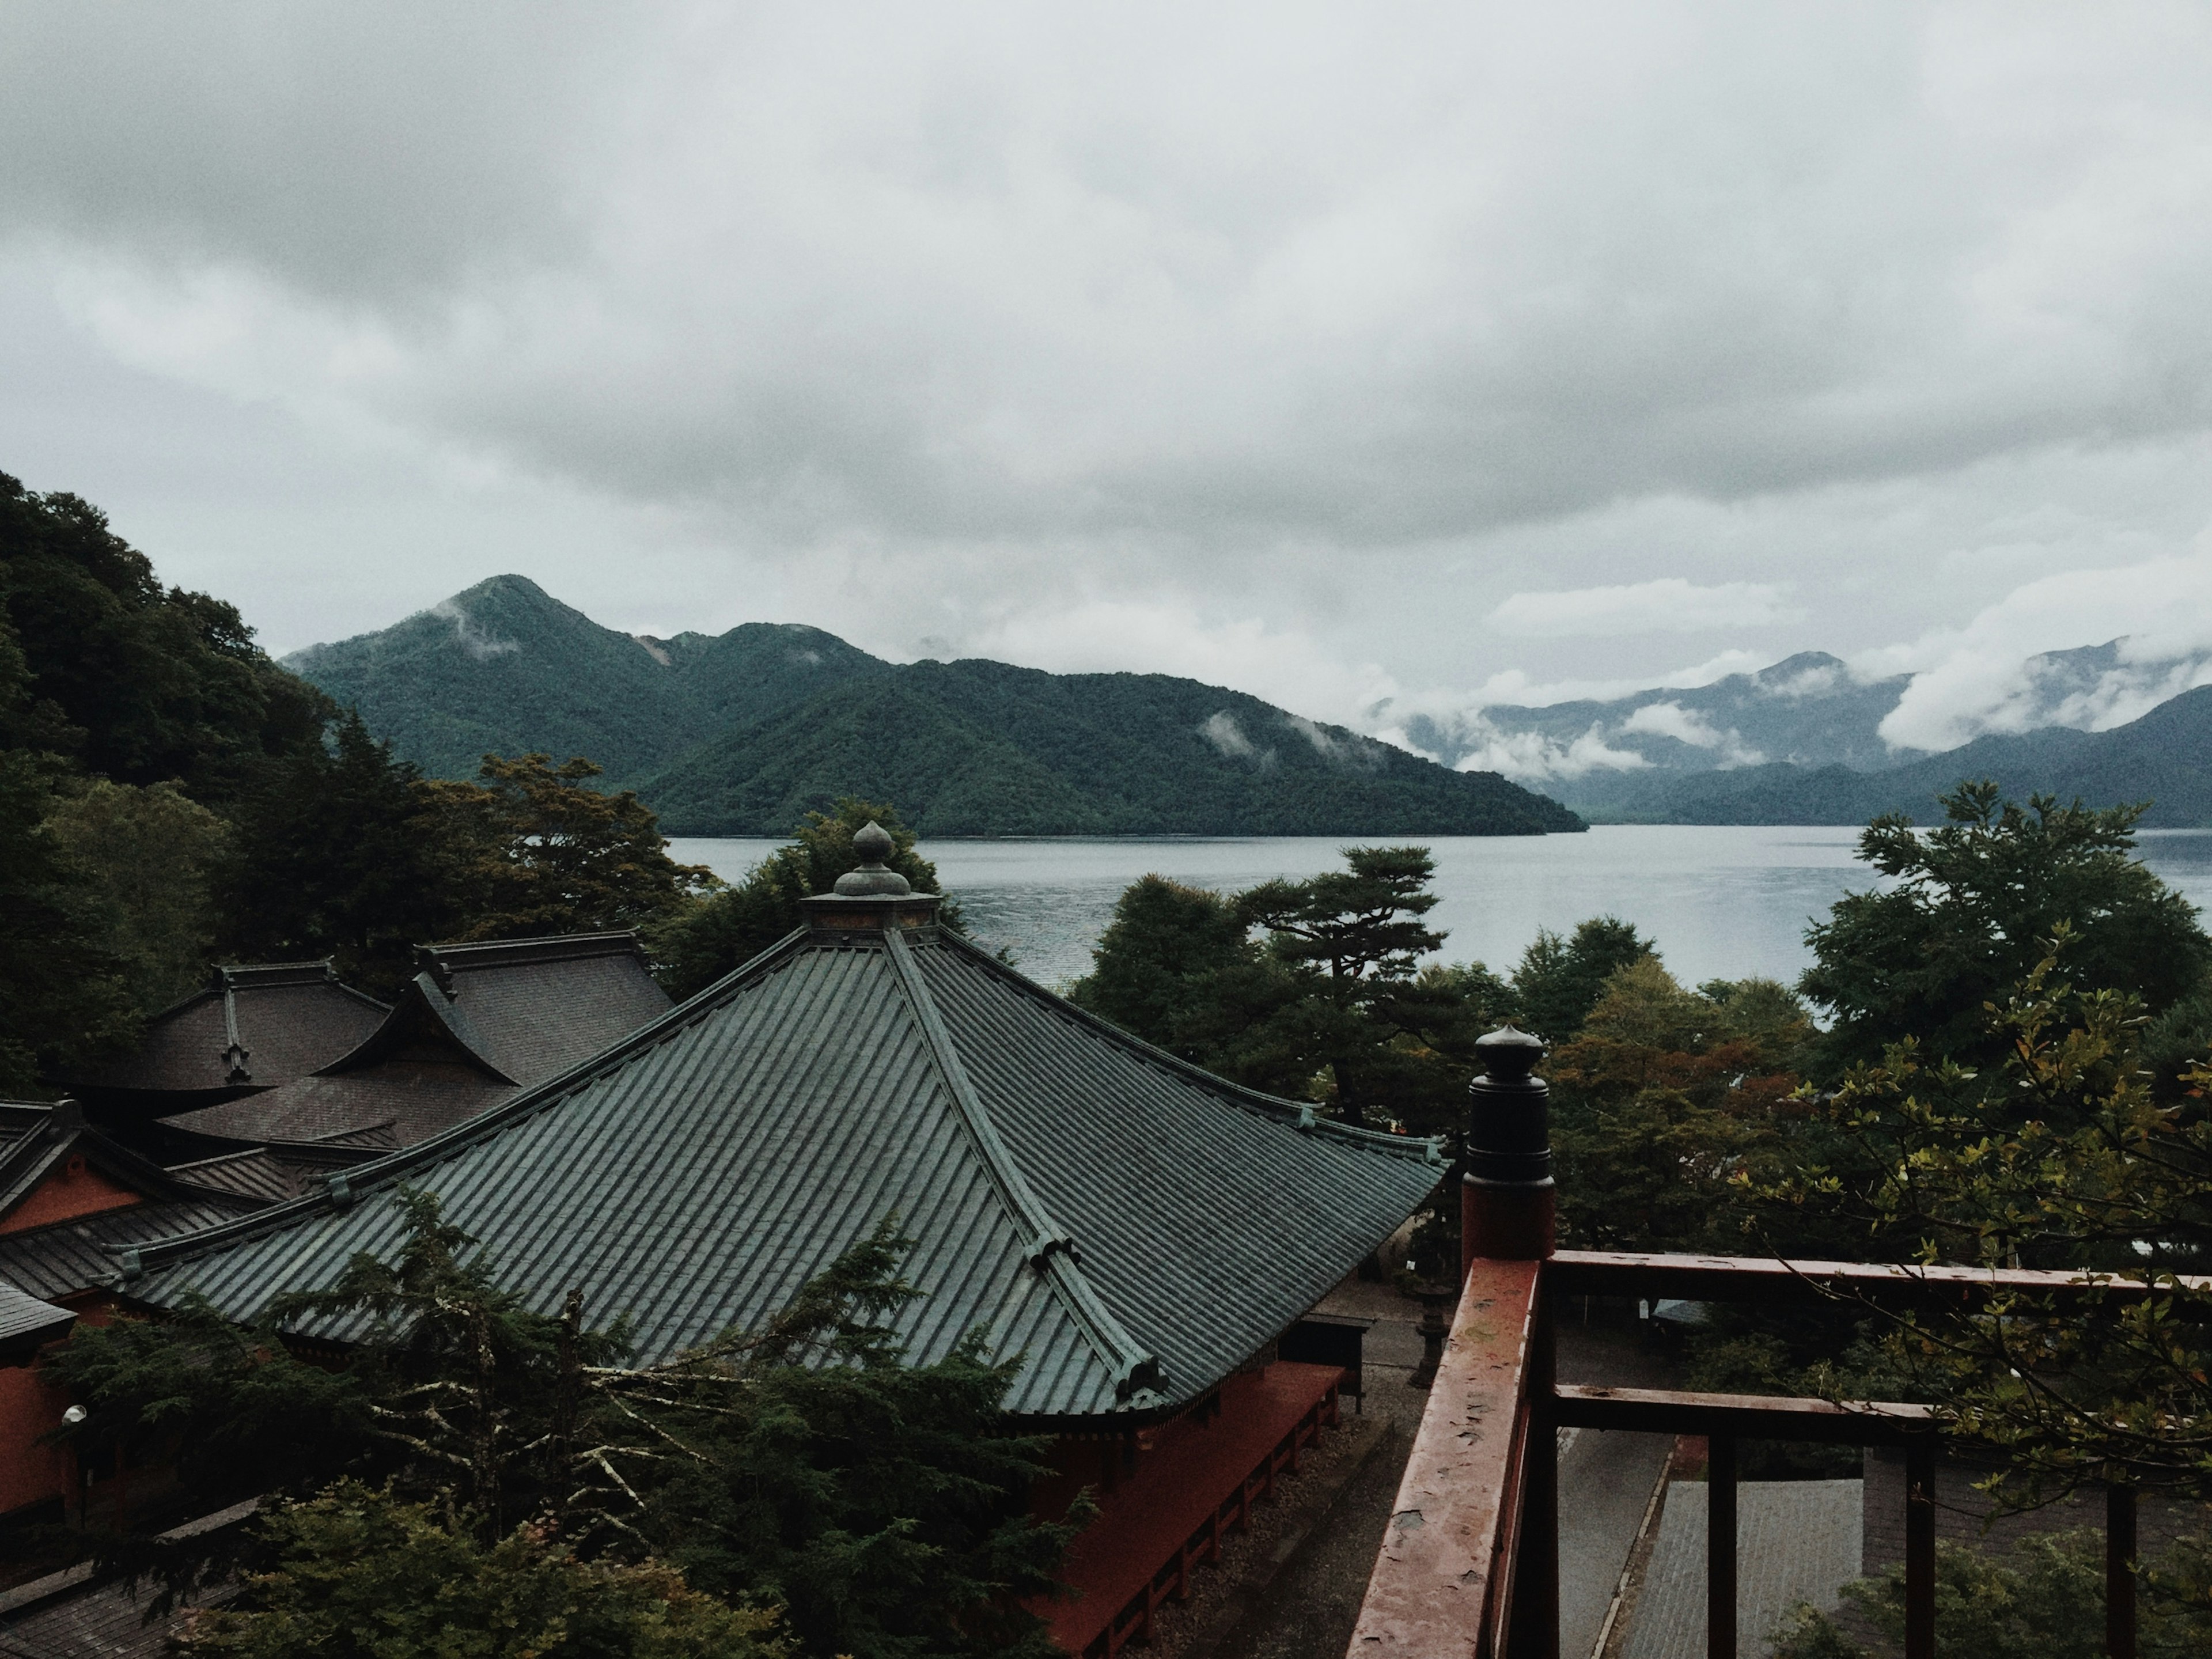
[122,836,1442,1421]
[154,932,672,1154]
[70,963,389,1100]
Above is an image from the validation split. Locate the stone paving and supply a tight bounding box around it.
[1170,1280,1675,1659]
[1620,1480,1863,1659]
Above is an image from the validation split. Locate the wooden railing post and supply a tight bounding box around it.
[1903,1435,1936,1659]
[1463,1027,1554,1273]
[2107,1482,2137,1659]
[1706,1436,1736,1659]
[1464,1027,1556,1659]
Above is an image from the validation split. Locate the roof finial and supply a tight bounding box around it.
[834,821,914,897]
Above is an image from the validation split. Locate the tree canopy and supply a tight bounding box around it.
[47,1199,1078,1659]
[1801,781,2212,1075]
[653,799,952,1002]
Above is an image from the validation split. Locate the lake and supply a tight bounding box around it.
[669,826,2212,993]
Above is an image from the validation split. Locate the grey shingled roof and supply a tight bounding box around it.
[71,963,389,1095]
[164,1149,308,1203]
[0,1281,74,1359]
[155,933,671,1153]
[0,1199,250,1301]
[123,908,1442,1421]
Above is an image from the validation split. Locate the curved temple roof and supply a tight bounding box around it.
[122,889,1442,1421]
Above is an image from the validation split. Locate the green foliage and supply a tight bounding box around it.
[589,1222,1083,1659]
[1545,958,1810,1256]
[1067,876,1251,1049]
[0,749,136,1093]
[0,473,328,802]
[652,799,951,1002]
[47,1200,1073,1659]
[1512,916,1653,1042]
[1800,781,2212,1075]
[179,1482,783,1659]
[215,711,480,996]
[1741,938,2212,1498]
[428,752,717,944]
[636,658,1585,838]
[1771,1531,2212,1659]
[43,778,232,1014]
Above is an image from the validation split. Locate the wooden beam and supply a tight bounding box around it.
[1547,1249,2210,1305]
[1552,1384,1936,1445]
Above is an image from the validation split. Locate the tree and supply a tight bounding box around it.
[179,1483,783,1659]
[1741,938,2212,1504]
[46,1200,1077,1659]
[1511,917,1654,1043]
[431,753,717,944]
[1800,781,2212,1075]
[217,712,475,997]
[0,471,326,804]
[1771,1531,2212,1659]
[1546,959,1808,1256]
[1067,876,1252,1051]
[44,779,232,1014]
[653,800,952,1002]
[0,749,137,1093]
[1232,847,1455,1129]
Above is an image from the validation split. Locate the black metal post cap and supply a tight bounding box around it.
[1466,1024,1552,1187]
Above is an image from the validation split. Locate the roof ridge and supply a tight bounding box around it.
[933,929,1445,1167]
[881,929,1163,1404]
[127,929,821,1277]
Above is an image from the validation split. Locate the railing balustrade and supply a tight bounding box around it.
[1347,1033,2152,1659]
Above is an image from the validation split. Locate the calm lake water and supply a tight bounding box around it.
[669,827,2212,993]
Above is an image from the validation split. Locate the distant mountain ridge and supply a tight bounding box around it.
[285,575,889,786]
[286,577,1582,838]
[1601,686,2212,827]
[1405,652,1914,778]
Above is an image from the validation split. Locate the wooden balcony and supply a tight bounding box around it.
[1346,1030,2154,1659]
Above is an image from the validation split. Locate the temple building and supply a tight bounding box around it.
[0,1101,275,1524]
[145,932,671,1166]
[116,829,1441,1656]
[67,961,389,1139]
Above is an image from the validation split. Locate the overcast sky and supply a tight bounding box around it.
[5,2,2211,755]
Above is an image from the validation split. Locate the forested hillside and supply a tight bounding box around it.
[288,577,1585,838]
[284,574,889,785]
[642,658,1584,836]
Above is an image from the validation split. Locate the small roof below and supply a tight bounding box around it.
[127,893,1442,1422]
[0,1280,74,1362]
[69,963,388,1097]
[155,933,671,1154]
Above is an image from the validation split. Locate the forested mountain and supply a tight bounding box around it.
[287,578,1584,837]
[641,659,1584,836]
[1578,686,2212,826]
[283,575,889,785]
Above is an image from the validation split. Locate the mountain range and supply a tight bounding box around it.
[1398,643,2212,825]
[285,577,1584,838]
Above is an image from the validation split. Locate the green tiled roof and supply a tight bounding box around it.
[125,902,1441,1421]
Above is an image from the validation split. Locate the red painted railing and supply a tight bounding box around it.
[1347,1031,2149,1659]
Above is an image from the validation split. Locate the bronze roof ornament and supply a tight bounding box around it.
[832,820,912,896]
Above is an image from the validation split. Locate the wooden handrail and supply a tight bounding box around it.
[1346,1252,2143,1659]
[1548,1249,2208,1304]
[1347,1258,1541,1659]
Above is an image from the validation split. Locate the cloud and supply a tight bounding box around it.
[1488,579,1802,638]
[3,3,2212,718]
[1198,710,1260,760]
[1874,546,2212,750]
[1450,724,1652,782]
[429,598,520,661]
